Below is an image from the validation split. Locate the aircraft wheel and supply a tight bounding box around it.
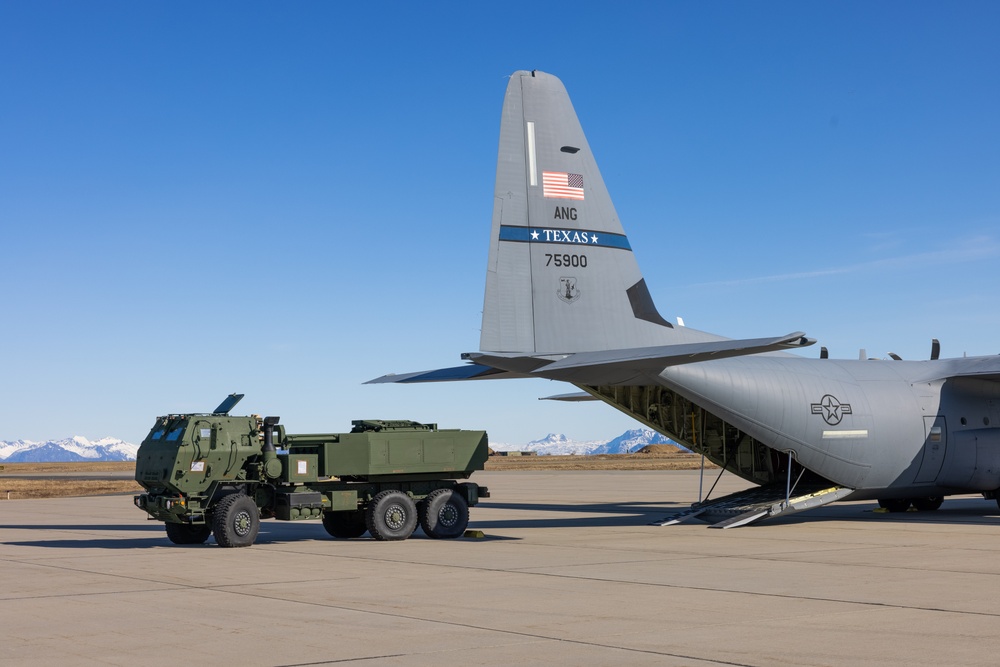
[164,522,212,545]
[366,490,417,541]
[912,496,944,511]
[877,498,911,513]
[419,488,469,539]
[212,493,260,547]
[322,511,368,538]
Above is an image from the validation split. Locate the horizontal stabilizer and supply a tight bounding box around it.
[365,364,529,384]
[527,332,814,384]
[373,332,814,386]
[538,392,599,402]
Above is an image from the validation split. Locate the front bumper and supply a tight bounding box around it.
[134,493,206,524]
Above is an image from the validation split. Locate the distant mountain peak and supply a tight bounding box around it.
[495,428,684,456]
[528,433,574,445]
[0,437,139,463]
[1,427,681,463]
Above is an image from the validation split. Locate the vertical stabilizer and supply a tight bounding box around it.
[480,70,679,355]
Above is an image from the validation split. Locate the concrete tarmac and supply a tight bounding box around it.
[2,470,1000,666]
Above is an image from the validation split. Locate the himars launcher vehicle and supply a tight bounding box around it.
[370,70,1000,527]
[134,394,489,546]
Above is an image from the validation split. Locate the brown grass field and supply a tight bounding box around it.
[0,449,712,499]
[0,462,139,500]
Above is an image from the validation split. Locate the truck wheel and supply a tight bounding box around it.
[322,511,368,539]
[419,488,469,539]
[164,522,212,545]
[366,490,417,541]
[212,494,260,547]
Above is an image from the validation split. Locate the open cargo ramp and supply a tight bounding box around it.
[651,482,854,529]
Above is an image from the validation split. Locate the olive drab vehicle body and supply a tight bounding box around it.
[134,394,489,547]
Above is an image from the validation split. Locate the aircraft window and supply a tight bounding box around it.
[960,418,967,426]
[560,146,580,153]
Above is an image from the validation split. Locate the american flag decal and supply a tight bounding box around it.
[542,171,585,200]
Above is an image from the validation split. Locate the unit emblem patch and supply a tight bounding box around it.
[557,277,580,303]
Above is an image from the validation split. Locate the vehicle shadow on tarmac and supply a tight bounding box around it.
[475,499,1000,530]
[6,500,999,549]
[0,523,162,532]
[0,520,522,549]
[0,522,332,549]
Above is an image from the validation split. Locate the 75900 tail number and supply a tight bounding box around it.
[545,253,587,268]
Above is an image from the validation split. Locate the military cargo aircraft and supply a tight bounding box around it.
[369,70,1000,527]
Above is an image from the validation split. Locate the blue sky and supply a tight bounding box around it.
[2,2,998,446]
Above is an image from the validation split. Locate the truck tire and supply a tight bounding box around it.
[164,522,212,545]
[366,490,417,541]
[419,488,469,539]
[212,493,260,547]
[322,511,368,539]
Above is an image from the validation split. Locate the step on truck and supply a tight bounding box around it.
[133,394,490,547]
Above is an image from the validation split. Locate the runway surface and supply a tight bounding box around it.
[2,470,1000,666]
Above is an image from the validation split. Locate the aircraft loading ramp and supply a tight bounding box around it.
[652,482,855,528]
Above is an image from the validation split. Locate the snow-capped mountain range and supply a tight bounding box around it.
[492,428,686,456]
[0,428,683,462]
[0,437,140,463]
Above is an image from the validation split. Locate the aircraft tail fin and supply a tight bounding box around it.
[366,71,813,388]
[481,71,701,355]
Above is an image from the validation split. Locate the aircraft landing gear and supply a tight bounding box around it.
[877,498,911,513]
[911,496,943,511]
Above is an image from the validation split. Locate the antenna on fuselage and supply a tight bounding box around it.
[930,338,940,361]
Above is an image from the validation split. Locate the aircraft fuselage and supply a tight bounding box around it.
[586,355,1000,501]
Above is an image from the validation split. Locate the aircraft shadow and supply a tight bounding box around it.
[472,500,688,529]
[476,499,1000,529]
[768,502,1000,528]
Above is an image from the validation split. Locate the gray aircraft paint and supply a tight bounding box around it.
[371,70,1000,518]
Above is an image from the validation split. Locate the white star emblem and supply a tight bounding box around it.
[591,234,599,244]
[821,396,842,423]
[810,394,853,425]
[530,230,539,240]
